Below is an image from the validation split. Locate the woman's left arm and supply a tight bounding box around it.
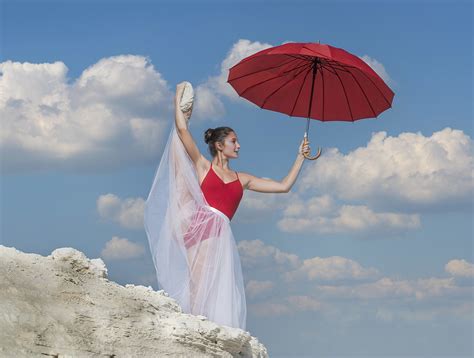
[241,139,310,193]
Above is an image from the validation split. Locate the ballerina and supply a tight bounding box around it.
[144,81,311,331]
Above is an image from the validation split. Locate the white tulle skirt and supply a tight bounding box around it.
[144,122,247,330]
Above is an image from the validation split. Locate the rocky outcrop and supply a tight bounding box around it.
[0,245,268,357]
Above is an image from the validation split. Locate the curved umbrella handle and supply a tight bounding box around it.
[302,134,322,161]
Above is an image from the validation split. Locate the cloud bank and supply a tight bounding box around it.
[298,128,473,212]
[238,239,473,322]
[1,56,173,173]
[101,236,145,261]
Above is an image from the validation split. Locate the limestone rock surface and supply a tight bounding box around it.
[0,245,268,357]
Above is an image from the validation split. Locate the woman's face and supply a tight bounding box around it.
[219,132,240,158]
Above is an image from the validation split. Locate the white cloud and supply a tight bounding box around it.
[233,130,470,236]
[445,259,474,278]
[191,39,273,121]
[101,236,145,261]
[237,239,301,272]
[277,194,421,235]
[239,239,473,321]
[0,56,170,173]
[207,39,273,101]
[97,193,145,229]
[360,55,393,86]
[316,277,417,300]
[73,55,170,109]
[246,280,275,299]
[314,275,472,302]
[282,256,380,283]
[299,128,473,212]
[192,84,226,121]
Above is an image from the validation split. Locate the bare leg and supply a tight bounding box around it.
[187,238,211,315]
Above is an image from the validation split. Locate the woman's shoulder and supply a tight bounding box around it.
[197,155,211,170]
[235,171,254,179]
[235,171,251,189]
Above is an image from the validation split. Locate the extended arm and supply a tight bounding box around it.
[243,140,310,193]
[174,83,205,167]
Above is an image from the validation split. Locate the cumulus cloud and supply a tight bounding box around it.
[445,259,474,278]
[277,194,421,235]
[282,256,380,284]
[237,127,471,237]
[360,55,394,86]
[239,239,473,320]
[235,129,470,236]
[192,84,226,120]
[299,128,473,212]
[191,39,273,121]
[0,56,170,173]
[237,239,300,272]
[205,39,273,101]
[101,236,145,260]
[315,277,464,301]
[97,193,144,229]
[246,280,275,299]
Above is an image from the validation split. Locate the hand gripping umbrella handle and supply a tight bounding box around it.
[303,133,322,161]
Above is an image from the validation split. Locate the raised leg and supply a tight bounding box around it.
[186,237,211,314]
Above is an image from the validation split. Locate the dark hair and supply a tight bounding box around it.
[204,126,235,157]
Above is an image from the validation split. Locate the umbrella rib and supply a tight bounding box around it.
[240,60,311,97]
[320,59,352,75]
[261,61,313,107]
[346,67,377,118]
[326,60,392,108]
[289,65,313,117]
[228,56,302,82]
[320,64,325,121]
[352,67,393,108]
[287,54,319,62]
[332,66,354,121]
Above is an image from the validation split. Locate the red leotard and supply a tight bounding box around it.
[200,162,243,220]
[183,163,243,249]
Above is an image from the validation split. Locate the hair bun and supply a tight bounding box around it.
[204,128,214,144]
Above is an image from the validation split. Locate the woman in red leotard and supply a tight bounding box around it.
[144,82,311,331]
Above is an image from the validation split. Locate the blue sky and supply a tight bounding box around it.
[1,0,473,356]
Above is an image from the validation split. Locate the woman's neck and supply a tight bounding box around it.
[212,156,230,170]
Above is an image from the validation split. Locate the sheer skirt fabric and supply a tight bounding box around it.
[144,123,247,330]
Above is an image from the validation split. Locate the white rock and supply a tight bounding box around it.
[0,245,268,357]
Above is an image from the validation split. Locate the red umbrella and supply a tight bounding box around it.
[227,42,395,160]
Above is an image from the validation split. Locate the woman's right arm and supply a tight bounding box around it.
[174,83,204,167]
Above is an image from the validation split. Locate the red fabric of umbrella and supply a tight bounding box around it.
[227,42,395,159]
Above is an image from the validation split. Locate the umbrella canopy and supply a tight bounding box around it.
[227,42,395,123]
